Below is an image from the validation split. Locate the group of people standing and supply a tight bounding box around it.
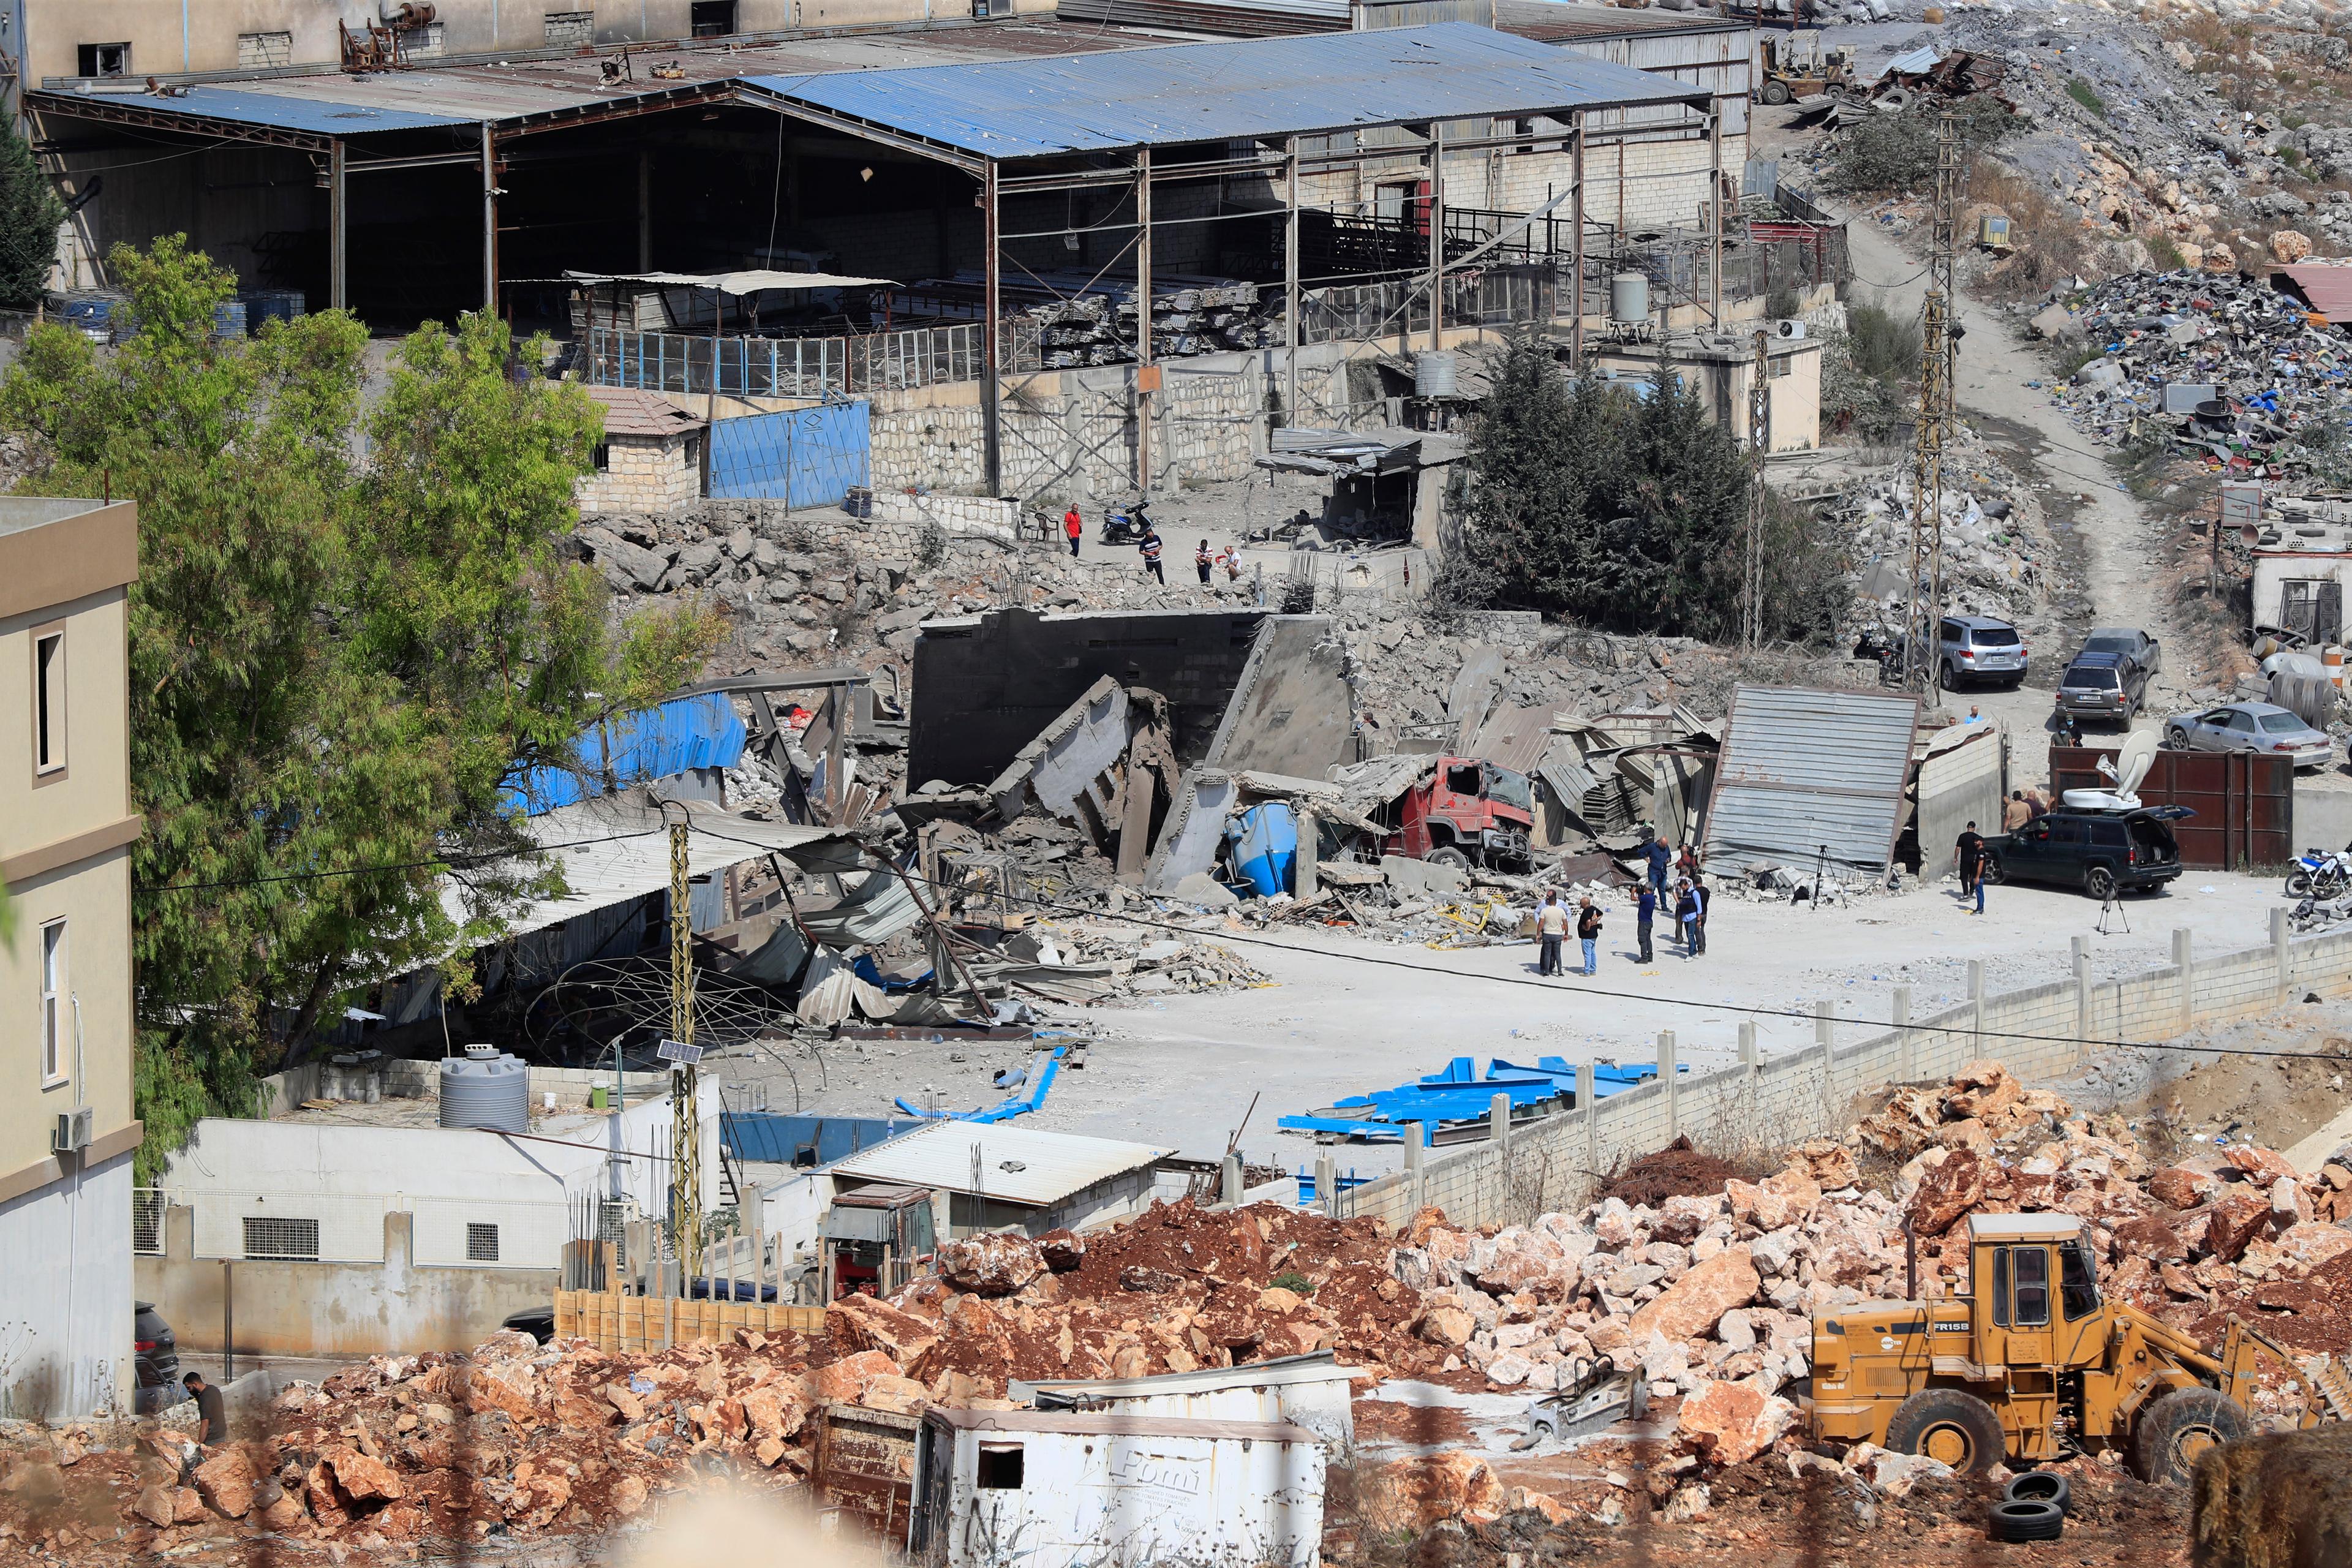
[1057,505,1242,587]
[1534,832,1708,978]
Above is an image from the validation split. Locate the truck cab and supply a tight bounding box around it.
[1382,755,1535,872]
[824,1183,938,1299]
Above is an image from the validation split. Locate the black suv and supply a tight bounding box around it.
[133,1301,179,1414]
[1982,805,2190,898]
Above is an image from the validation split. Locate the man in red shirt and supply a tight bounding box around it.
[1063,505,1083,557]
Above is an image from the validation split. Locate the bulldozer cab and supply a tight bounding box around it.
[1970,1213,2106,1372]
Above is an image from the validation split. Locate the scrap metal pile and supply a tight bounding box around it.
[2040,270,2352,475]
[1830,442,2056,630]
[887,272,1278,367]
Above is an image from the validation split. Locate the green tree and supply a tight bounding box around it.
[0,236,723,1173]
[0,120,62,309]
[1449,334,1849,644]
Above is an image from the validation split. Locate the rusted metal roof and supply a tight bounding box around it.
[2274,262,2352,323]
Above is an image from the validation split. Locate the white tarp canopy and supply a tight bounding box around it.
[562,269,890,294]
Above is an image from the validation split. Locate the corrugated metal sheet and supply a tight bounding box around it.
[1470,703,1564,775]
[828,1121,1166,1205]
[2277,262,2352,323]
[503,693,747,815]
[42,81,479,135]
[743,24,1708,161]
[443,798,856,942]
[1913,722,2003,870]
[1498,0,1746,39]
[1700,685,1920,875]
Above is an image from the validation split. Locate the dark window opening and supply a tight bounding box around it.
[592,442,611,472]
[79,43,131,77]
[1445,764,1482,795]
[2060,1242,2100,1321]
[2013,1245,2050,1327]
[977,1444,1025,1489]
[1991,1246,2010,1328]
[690,1,739,34]
[466,1223,500,1262]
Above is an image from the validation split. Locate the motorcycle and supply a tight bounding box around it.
[1852,624,1899,663]
[2286,846,2352,899]
[1098,502,1152,547]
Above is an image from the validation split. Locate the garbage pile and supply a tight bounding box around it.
[1834,466,2054,627]
[2038,270,2352,474]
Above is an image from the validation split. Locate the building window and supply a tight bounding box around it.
[405,22,447,57]
[237,31,293,69]
[242,1215,321,1261]
[33,626,63,774]
[544,10,596,47]
[592,442,611,472]
[77,42,131,77]
[39,921,64,1085]
[690,1,739,36]
[1769,357,1792,379]
[466,1223,501,1262]
[976,1444,1025,1489]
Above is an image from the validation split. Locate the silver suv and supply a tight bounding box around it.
[1937,614,2028,691]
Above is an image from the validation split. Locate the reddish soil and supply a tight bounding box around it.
[1352,1397,1479,1450]
[2189,1248,2352,1351]
[1593,1136,1744,1209]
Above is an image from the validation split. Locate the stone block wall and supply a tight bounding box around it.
[577,433,699,514]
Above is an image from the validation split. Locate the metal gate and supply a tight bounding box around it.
[707,401,870,507]
[2048,746,2291,870]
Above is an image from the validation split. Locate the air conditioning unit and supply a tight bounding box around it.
[1775,318,1807,341]
[52,1107,92,1153]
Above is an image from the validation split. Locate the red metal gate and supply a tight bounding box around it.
[2048,747,2292,870]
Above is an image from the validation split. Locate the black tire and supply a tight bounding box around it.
[1988,1500,2065,1543]
[1425,846,1472,871]
[2166,725,2190,748]
[2133,1387,2249,1485]
[1940,660,1962,691]
[2003,1471,2071,1514]
[2085,864,2118,900]
[1884,1387,2007,1475]
[2288,871,2315,897]
[1762,78,1792,105]
[1978,853,2007,887]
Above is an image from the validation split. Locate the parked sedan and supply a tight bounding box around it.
[2056,652,2147,726]
[2162,702,2334,769]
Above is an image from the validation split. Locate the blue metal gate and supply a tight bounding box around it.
[707,401,870,506]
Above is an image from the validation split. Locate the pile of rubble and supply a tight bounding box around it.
[1832,453,2056,627]
[2038,269,2352,473]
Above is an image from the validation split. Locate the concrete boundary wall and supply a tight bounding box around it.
[1303,913,2351,1232]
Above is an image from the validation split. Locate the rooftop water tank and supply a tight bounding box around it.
[439,1046,529,1134]
[1610,273,1649,325]
[1413,350,1458,398]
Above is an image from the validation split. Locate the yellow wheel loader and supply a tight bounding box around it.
[1803,1213,2352,1481]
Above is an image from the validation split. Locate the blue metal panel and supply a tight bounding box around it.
[722,1112,925,1166]
[1275,1054,1680,1142]
[502,693,748,815]
[707,402,870,507]
[742,23,1706,160]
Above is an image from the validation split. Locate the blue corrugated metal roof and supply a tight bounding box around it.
[55,83,478,135]
[503,693,748,815]
[743,23,1707,160]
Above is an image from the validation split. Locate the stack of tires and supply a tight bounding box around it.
[1988,1472,2068,1543]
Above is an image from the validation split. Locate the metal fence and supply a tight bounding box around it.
[587,321,986,398]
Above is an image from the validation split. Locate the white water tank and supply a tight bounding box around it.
[1413,351,1458,398]
[439,1045,529,1133]
[1610,273,1649,324]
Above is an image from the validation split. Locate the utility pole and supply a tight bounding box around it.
[1744,326,1771,654]
[666,815,701,1284]
[1905,113,1961,693]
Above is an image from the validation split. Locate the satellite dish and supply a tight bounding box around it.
[2063,729,2158,811]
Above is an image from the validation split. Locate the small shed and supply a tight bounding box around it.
[824,1121,1170,1239]
[578,386,705,514]
[910,1408,1325,1568]
[1009,1349,1358,1451]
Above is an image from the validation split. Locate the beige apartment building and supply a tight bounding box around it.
[0,497,142,1420]
[19,0,997,87]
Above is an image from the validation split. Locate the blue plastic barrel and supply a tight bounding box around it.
[1225,801,1298,898]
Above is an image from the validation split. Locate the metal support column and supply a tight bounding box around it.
[1284,136,1300,427]
[637,148,653,271]
[667,818,702,1284]
[981,160,1003,497]
[328,140,347,313]
[1706,110,1723,326]
[1570,115,1586,371]
[1135,148,1153,495]
[1425,121,1445,352]
[480,123,498,314]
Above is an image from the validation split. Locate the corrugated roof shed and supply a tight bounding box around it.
[583,386,707,439]
[1699,684,1921,876]
[2274,262,2352,323]
[743,23,1708,160]
[828,1121,1166,1205]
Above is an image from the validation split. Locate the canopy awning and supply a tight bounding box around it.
[560,269,891,294]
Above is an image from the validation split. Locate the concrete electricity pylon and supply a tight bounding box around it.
[1744,326,1771,653]
[1906,113,1962,693]
[666,813,702,1283]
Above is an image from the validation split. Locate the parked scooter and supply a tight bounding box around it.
[2287,845,2352,899]
[1098,500,1152,546]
